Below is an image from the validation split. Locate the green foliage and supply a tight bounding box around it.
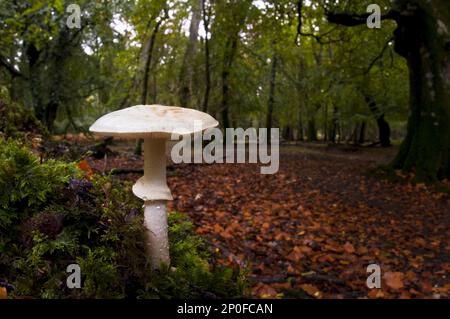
[0,138,78,231]
[0,88,46,138]
[0,139,246,299]
[75,246,123,298]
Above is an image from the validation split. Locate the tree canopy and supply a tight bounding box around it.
[0,0,448,180]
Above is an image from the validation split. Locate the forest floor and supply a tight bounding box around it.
[86,140,449,299]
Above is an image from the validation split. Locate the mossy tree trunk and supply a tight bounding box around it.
[390,0,450,181]
[328,0,450,181]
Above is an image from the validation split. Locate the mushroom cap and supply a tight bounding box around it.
[89,104,219,138]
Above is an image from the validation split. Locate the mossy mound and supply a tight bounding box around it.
[0,138,246,298]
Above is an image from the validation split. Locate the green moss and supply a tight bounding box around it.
[0,138,246,299]
[135,212,248,299]
[0,88,47,138]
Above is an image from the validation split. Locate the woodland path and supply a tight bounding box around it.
[89,142,449,298]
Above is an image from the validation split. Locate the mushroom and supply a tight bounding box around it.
[89,104,218,269]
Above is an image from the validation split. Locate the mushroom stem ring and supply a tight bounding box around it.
[133,138,172,201]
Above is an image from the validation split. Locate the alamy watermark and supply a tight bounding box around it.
[65,3,383,30]
[170,122,279,175]
[65,262,382,290]
[366,264,381,289]
[367,4,381,29]
[66,263,81,289]
[66,4,81,29]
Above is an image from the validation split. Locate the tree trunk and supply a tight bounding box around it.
[323,103,328,142]
[221,37,238,133]
[27,43,44,124]
[307,118,317,142]
[141,19,163,106]
[298,107,304,141]
[330,107,339,143]
[365,96,391,147]
[266,54,278,132]
[352,123,359,145]
[297,58,306,141]
[179,0,202,108]
[136,16,165,156]
[359,121,366,144]
[201,0,211,112]
[34,27,72,132]
[283,125,294,141]
[219,1,249,138]
[377,115,391,147]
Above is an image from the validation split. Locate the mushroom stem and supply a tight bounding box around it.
[132,138,173,269]
[144,200,170,269]
[144,138,165,185]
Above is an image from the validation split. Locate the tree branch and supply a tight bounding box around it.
[365,36,394,74]
[296,28,341,45]
[295,0,341,45]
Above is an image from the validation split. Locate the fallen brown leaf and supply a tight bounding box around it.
[0,287,7,299]
[383,272,404,290]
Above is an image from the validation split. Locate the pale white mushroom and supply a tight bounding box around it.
[89,104,218,269]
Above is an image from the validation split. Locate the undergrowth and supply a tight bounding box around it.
[0,138,246,298]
